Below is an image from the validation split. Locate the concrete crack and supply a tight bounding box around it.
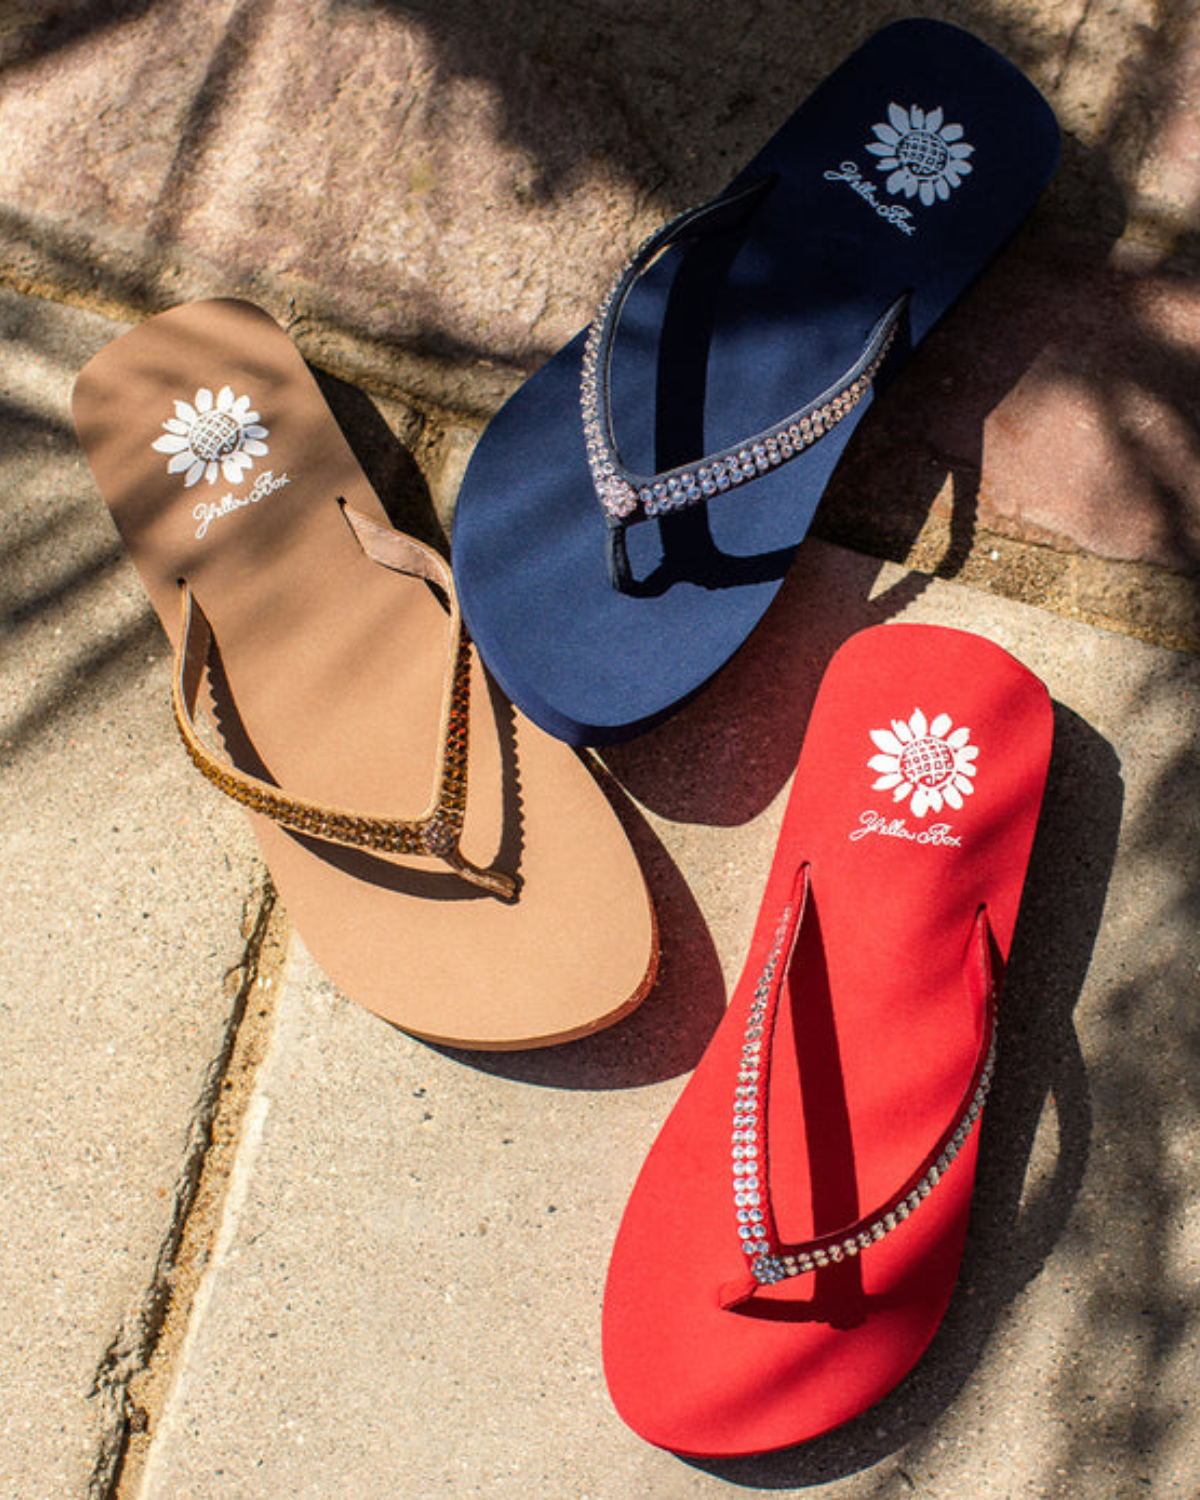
[87,873,288,1500]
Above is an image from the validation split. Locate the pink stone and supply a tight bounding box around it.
[858,237,1200,575]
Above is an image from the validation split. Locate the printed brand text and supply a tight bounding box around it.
[194,470,290,539]
[849,810,962,846]
[824,163,917,236]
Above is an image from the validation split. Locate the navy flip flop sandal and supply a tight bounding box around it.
[453,20,1059,745]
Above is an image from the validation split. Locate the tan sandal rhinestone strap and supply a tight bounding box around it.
[170,505,517,900]
[721,867,997,1306]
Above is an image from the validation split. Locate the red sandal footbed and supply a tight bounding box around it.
[602,623,1052,1455]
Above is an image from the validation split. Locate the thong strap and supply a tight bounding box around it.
[171,502,517,900]
[719,864,997,1309]
[579,180,909,591]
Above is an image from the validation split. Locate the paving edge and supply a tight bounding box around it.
[815,496,1200,660]
[8,269,1196,663]
[86,873,291,1500]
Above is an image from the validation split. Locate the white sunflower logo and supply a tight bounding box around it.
[866,103,974,205]
[868,708,978,817]
[152,386,270,488]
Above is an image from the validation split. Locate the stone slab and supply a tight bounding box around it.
[6,1,1200,590]
[0,288,263,1497]
[137,541,1200,1499]
[819,237,1200,578]
[0,1,1141,369]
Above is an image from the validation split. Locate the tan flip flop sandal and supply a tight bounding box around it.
[73,299,658,1049]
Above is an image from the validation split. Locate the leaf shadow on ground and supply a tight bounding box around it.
[2,1,1199,1493]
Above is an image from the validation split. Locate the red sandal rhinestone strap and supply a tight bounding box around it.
[720,863,998,1308]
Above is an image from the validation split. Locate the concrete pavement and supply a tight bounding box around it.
[0,287,269,1498]
[133,550,1200,1500]
[1,2,1198,1497]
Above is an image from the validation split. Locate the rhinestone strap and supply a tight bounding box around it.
[729,868,997,1295]
[171,506,517,900]
[579,179,909,583]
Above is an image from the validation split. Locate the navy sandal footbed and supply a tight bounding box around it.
[453,20,1060,745]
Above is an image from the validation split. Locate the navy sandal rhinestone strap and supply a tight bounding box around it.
[579,180,910,592]
[722,866,997,1307]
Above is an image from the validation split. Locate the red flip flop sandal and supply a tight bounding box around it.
[602,623,1053,1455]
